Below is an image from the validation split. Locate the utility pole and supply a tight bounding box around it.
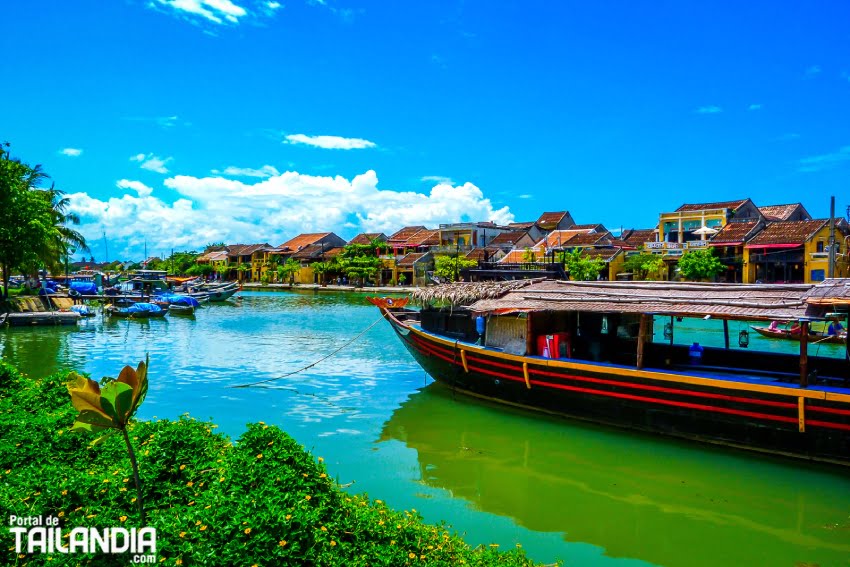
[828,196,836,279]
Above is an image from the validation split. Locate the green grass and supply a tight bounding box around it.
[0,362,546,566]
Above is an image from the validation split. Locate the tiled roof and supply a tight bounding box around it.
[536,211,569,230]
[489,231,529,246]
[388,226,428,243]
[675,199,749,212]
[348,233,388,245]
[499,249,543,263]
[580,247,623,262]
[621,228,656,245]
[198,250,228,262]
[569,223,607,232]
[746,220,827,246]
[465,247,503,261]
[324,247,344,258]
[291,243,333,260]
[709,220,761,244]
[507,221,536,230]
[561,232,611,247]
[227,243,272,257]
[397,252,429,267]
[540,229,593,248]
[758,203,806,221]
[404,229,440,247]
[278,233,331,251]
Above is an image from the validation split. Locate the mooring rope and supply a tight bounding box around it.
[230,315,385,388]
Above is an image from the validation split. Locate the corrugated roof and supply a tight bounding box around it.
[227,243,272,257]
[465,247,503,261]
[198,250,228,262]
[348,232,388,245]
[290,243,331,260]
[675,199,749,212]
[508,221,536,230]
[758,203,807,221]
[746,220,827,246]
[278,233,331,251]
[388,226,428,243]
[560,232,611,247]
[709,220,761,244]
[580,247,623,262]
[569,223,607,232]
[540,229,594,248]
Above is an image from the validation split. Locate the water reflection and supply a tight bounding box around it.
[380,383,850,567]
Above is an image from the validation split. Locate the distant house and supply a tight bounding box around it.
[275,233,347,284]
[487,230,537,251]
[348,232,388,245]
[396,252,434,286]
[659,199,761,244]
[438,221,514,251]
[388,226,428,255]
[509,211,575,242]
[620,228,657,249]
[744,219,849,283]
[707,220,765,283]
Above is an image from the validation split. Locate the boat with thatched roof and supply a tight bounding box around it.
[369,278,850,466]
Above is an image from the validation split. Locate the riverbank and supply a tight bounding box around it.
[242,282,414,294]
[0,360,542,566]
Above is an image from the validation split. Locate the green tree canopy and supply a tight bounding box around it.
[433,255,476,282]
[560,248,605,281]
[677,248,724,281]
[622,252,665,281]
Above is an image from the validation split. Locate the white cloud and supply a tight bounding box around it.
[153,0,248,24]
[266,1,281,8]
[748,104,762,111]
[130,153,173,174]
[117,179,154,197]
[211,165,281,178]
[798,146,850,173]
[60,148,82,157]
[285,134,376,150]
[421,175,454,185]
[518,194,532,199]
[67,169,513,259]
[696,105,722,114]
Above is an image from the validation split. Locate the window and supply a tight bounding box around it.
[811,269,825,282]
[816,241,824,253]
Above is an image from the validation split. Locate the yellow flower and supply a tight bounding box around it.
[200,525,207,531]
[285,514,292,520]
[179,464,186,470]
[375,499,382,505]
[319,473,327,479]
[195,520,201,526]
[186,481,193,487]
[302,473,308,478]
[317,457,324,463]
[267,441,273,446]
[219,477,225,483]
[244,528,251,535]
[409,552,416,559]
[278,540,287,547]
[330,540,336,547]
[379,520,384,526]
[179,532,186,538]
[256,453,263,459]
[120,516,127,522]
[58,512,64,518]
[176,560,183,566]
[390,540,395,545]
[305,495,311,501]
[320,526,327,532]
[61,489,68,496]
[188,501,195,506]
[123,478,129,483]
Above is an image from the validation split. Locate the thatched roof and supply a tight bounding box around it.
[410,278,546,306]
[412,278,850,321]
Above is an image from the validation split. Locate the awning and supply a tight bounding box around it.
[744,243,803,250]
[709,241,743,246]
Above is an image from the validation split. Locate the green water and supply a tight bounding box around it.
[3,291,849,567]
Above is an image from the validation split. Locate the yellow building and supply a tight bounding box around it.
[658,199,761,244]
[743,219,849,283]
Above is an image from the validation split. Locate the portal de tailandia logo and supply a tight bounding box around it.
[9,514,156,563]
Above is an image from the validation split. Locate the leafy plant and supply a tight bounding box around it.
[677,248,724,281]
[277,258,301,284]
[66,357,150,523]
[521,247,537,263]
[398,273,407,286]
[622,252,665,280]
[559,248,605,281]
[433,255,476,282]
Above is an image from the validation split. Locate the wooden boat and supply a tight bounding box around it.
[167,304,195,315]
[370,279,850,466]
[751,324,846,345]
[188,281,241,302]
[105,302,166,318]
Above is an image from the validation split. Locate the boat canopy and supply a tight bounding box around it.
[411,278,850,322]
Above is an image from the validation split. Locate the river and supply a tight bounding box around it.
[2,290,849,566]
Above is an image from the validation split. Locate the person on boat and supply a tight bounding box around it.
[827,320,844,336]
[789,321,801,335]
[768,321,779,331]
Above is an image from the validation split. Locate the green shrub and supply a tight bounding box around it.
[0,363,545,566]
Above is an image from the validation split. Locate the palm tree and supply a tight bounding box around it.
[38,185,89,273]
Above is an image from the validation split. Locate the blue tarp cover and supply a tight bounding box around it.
[125,303,163,314]
[70,281,98,294]
[155,294,200,307]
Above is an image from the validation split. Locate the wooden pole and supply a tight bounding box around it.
[637,314,649,369]
[723,319,730,350]
[799,321,809,388]
[525,313,534,356]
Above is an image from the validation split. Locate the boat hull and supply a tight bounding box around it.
[751,325,846,345]
[383,310,850,466]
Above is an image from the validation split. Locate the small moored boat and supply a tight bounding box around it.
[106,302,166,318]
[751,324,846,345]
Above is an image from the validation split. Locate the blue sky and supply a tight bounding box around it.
[2,0,849,260]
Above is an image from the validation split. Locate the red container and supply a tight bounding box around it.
[536,332,572,359]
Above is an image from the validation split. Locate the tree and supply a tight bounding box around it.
[277,258,301,284]
[433,255,476,282]
[622,252,665,280]
[186,263,214,277]
[677,248,724,281]
[214,263,232,281]
[560,248,605,281]
[521,247,537,263]
[0,143,88,299]
[310,261,334,285]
